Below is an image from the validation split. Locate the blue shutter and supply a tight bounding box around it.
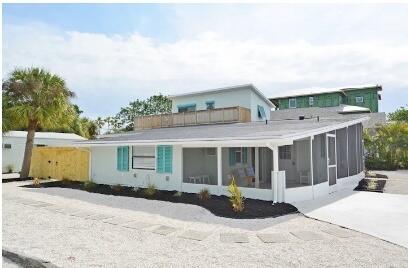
[122,146,129,171]
[157,145,172,173]
[117,147,122,171]
[242,147,248,163]
[157,146,163,173]
[229,148,236,166]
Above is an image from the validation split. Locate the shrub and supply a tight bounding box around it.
[111,184,123,193]
[173,191,182,197]
[84,181,96,191]
[198,188,210,201]
[33,177,41,187]
[132,187,140,192]
[5,164,14,173]
[228,176,244,212]
[61,177,71,185]
[144,184,156,197]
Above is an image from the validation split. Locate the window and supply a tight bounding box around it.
[229,147,248,166]
[178,104,196,113]
[117,146,129,171]
[3,144,11,149]
[205,101,215,110]
[356,96,364,103]
[132,146,155,170]
[309,96,314,106]
[157,145,172,173]
[289,98,297,108]
[257,105,266,119]
[279,145,292,159]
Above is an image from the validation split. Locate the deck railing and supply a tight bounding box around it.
[134,106,251,129]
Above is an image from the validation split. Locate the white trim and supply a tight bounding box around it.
[217,147,222,187]
[289,98,297,109]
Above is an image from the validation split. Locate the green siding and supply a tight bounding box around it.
[273,88,379,112]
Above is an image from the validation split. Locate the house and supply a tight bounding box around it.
[269,85,386,128]
[75,84,367,203]
[2,131,86,173]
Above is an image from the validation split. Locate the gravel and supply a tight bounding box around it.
[3,181,408,267]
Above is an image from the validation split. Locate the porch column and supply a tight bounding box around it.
[217,147,222,187]
[255,147,259,188]
[310,136,314,199]
[271,145,279,203]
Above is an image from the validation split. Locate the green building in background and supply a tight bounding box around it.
[269,85,382,113]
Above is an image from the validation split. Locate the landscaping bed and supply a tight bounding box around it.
[22,181,298,219]
[354,178,386,193]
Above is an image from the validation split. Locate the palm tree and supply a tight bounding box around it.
[3,67,75,178]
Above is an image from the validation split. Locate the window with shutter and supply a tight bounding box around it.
[157,145,172,173]
[117,146,129,171]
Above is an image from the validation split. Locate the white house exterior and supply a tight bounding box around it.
[169,84,274,122]
[75,84,366,203]
[2,131,86,173]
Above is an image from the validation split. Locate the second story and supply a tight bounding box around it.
[169,84,274,122]
[134,84,275,129]
[269,85,382,113]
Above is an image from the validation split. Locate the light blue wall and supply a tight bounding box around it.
[171,87,271,121]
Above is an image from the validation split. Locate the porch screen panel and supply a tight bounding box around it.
[348,125,358,176]
[222,147,256,188]
[356,123,364,173]
[183,148,217,185]
[336,128,348,179]
[313,134,327,184]
[279,138,311,188]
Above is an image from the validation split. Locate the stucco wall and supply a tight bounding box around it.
[2,136,81,173]
[90,145,183,191]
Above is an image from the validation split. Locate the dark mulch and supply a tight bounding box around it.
[22,181,298,219]
[354,178,386,193]
[2,177,31,183]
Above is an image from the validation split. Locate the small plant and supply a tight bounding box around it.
[132,187,140,192]
[33,177,41,187]
[61,177,70,185]
[84,181,96,191]
[228,176,244,213]
[6,164,14,173]
[366,180,378,191]
[144,183,156,197]
[111,184,123,193]
[198,188,211,201]
[173,191,182,197]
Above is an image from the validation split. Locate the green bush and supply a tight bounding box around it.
[228,176,244,212]
[198,188,211,201]
[5,164,14,173]
[111,184,123,193]
[144,184,156,197]
[84,181,96,191]
[173,191,182,197]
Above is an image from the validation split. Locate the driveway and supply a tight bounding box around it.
[373,170,408,195]
[295,189,408,248]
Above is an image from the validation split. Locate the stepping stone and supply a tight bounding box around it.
[321,228,354,238]
[257,233,290,243]
[59,208,80,215]
[220,233,249,243]
[44,205,65,212]
[102,217,134,225]
[290,231,324,241]
[18,199,35,205]
[178,230,211,241]
[86,214,114,221]
[29,202,53,208]
[152,225,177,236]
[70,211,98,218]
[122,221,153,230]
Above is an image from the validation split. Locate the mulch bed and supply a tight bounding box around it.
[22,181,298,219]
[354,178,386,193]
[2,177,32,183]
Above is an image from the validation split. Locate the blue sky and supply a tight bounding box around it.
[3,4,408,118]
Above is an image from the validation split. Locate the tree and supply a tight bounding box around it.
[3,68,75,178]
[388,106,408,122]
[114,94,171,131]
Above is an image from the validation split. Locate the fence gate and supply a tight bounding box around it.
[29,147,89,181]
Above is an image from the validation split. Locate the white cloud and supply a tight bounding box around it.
[3,17,408,117]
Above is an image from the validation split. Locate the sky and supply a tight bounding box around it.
[3,3,408,118]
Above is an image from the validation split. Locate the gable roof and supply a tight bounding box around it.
[3,131,86,140]
[269,84,381,100]
[169,84,275,108]
[74,115,367,146]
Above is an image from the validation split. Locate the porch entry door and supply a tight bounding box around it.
[327,134,337,190]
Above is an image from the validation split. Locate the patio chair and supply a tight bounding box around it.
[245,166,256,186]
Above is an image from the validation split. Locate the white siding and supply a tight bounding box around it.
[90,145,183,191]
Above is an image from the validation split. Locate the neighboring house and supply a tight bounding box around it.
[2,131,86,173]
[269,84,382,112]
[75,84,367,203]
[269,85,386,129]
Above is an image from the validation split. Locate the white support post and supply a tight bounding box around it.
[310,136,314,199]
[255,147,259,188]
[272,145,279,203]
[217,147,222,188]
